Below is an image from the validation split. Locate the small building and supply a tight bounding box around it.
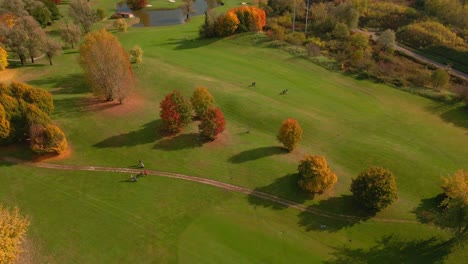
[113,12,135,19]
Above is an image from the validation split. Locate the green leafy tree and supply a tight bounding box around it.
[332,22,349,40]
[190,87,214,119]
[431,68,450,91]
[159,90,193,134]
[298,155,337,194]
[199,106,225,140]
[0,205,30,264]
[96,8,106,21]
[277,118,303,152]
[350,167,398,211]
[440,170,468,240]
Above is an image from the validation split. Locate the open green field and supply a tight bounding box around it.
[1,0,468,262]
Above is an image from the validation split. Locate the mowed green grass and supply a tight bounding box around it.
[1,0,468,262]
[0,161,462,263]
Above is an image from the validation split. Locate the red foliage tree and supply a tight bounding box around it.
[159,91,192,134]
[127,0,148,10]
[199,106,226,140]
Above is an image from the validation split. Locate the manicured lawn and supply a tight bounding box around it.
[1,0,467,262]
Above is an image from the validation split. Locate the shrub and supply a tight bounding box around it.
[129,46,143,64]
[25,104,51,126]
[29,123,68,154]
[285,32,306,46]
[431,68,450,91]
[217,12,239,37]
[298,155,337,194]
[191,87,214,119]
[277,118,302,152]
[199,106,226,140]
[114,18,128,32]
[332,22,350,40]
[159,90,193,134]
[96,8,106,21]
[350,167,398,211]
[397,21,464,48]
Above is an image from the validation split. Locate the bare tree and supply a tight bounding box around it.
[1,0,28,16]
[181,0,195,21]
[21,16,46,63]
[60,19,82,48]
[44,38,62,65]
[69,0,95,33]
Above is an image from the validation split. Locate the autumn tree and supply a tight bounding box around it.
[440,170,468,240]
[129,46,143,65]
[60,21,82,48]
[22,16,46,63]
[431,68,450,91]
[44,38,62,65]
[159,90,193,134]
[277,118,302,152]
[127,0,148,10]
[190,87,214,119]
[29,123,68,154]
[182,0,195,21]
[0,0,28,17]
[350,167,398,211]
[4,17,30,66]
[0,47,7,70]
[0,104,10,139]
[298,155,337,194]
[79,29,134,103]
[199,106,225,140]
[113,18,128,32]
[69,0,95,33]
[0,205,30,264]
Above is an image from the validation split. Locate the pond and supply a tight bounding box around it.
[116,0,219,27]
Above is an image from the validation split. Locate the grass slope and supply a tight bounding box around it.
[1,0,467,262]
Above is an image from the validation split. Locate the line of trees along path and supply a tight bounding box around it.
[1,156,417,224]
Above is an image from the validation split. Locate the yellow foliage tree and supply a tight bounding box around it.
[191,87,214,118]
[29,123,68,154]
[441,169,468,239]
[298,155,337,194]
[79,29,134,103]
[0,47,7,71]
[0,205,30,264]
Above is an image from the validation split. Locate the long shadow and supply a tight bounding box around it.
[414,194,446,224]
[325,235,454,264]
[298,195,376,232]
[94,120,164,148]
[228,146,287,164]
[426,104,468,129]
[248,173,311,210]
[153,133,203,151]
[165,37,220,50]
[28,73,88,94]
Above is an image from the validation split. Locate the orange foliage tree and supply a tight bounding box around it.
[216,6,266,37]
[0,104,10,139]
[79,29,134,103]
[160,90,193,134]
[199,106,226,141]
[191,86,214,119]
[29,123,68,154]
[277,118,302,152]
[298,155,337,194]
[0,205,30,264]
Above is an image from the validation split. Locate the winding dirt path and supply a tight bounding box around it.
[2,157,417,224]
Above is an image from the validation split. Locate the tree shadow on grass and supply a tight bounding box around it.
[414,194,446,224]
[425,104,468,129]
[248,173,311,210]
[52,97,124,119]
[153,133,203,151]
[228,146,287,164]
[324,235,454,264]
[93,120,163,148]
[28,73,88,94]
[165,37,220,50]
[298,195,376,232]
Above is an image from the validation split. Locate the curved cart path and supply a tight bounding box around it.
[2,157,418,224]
